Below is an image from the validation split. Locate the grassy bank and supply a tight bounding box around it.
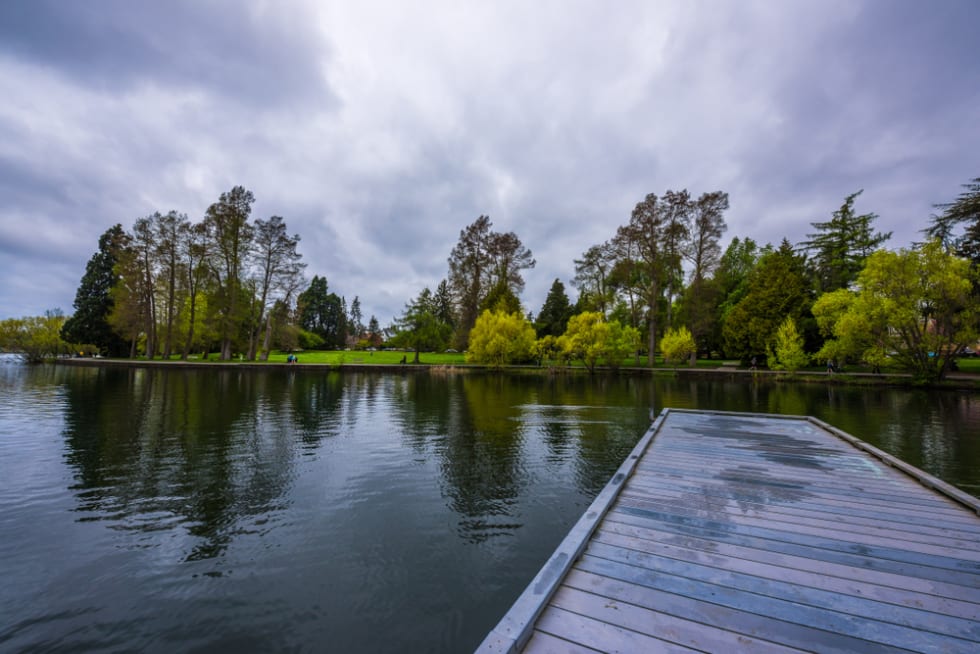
[53,351,980,389]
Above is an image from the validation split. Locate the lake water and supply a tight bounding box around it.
[1,363,978,653]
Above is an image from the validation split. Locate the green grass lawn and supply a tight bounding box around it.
[182,350,470,365]
[175,351,743,368]
[149,350,980,374]
[954,356,980,374]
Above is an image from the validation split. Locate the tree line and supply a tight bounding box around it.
[2,178,978,381]
[391,179,980,383]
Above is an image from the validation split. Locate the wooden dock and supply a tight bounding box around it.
[477,409,980,653]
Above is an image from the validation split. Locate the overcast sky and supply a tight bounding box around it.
[1,0,978,324]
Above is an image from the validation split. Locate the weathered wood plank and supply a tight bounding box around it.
[631,470,980,525]
[475,411,670,654]
[633,460,966,511]
[576,554,979,652]
[547,585,804,653]
[614,492,980,553]
[583,540,980,641]
[594,521,980,618]
[621,476,980,534]
[562,568,912,654]
[611,504,980,572]
[617,486,980,544]
[606,504,976,585]
[533,606,701,653]
[479,410,980,654]
[521,631,601,654]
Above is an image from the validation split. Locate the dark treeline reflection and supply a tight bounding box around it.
[60,367,346,561]
[56,367,980,561]
[4,364,979,653]
[386,373,650,542]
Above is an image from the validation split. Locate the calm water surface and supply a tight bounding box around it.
[1,363,978,653]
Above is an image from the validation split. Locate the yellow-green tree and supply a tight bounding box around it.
[660,326,696,365]
[767,316,810,372]
[559,311,639,372]
[605,320,640,370]
[811,288,888,371]
[0,311,71,363]
[815,240,977,382]
[466,310,536,367]
[533,334,562,365]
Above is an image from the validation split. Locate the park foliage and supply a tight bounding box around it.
[4,178,980,382]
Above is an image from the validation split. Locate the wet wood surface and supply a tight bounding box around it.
[478,409,980,653]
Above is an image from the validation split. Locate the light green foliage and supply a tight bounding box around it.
[0,311,71,362]
[558,311,638,372]
[296,328,325,350]
[817,240,977,381]
[660,326,697,365]
[605,321,641,369]
[767,316,810,372]
[533,334,562,365]
[466,310,536,367]
[811,288,875,366]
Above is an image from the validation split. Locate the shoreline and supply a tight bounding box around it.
[49,357,980,390]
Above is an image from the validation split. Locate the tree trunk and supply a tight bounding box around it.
[647,281,659,368]
[162,267,176,359]
[182,296,196,361]
[259,312,273,361]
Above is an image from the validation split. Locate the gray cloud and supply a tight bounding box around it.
[1,0,978,324]
[0,0,336,111]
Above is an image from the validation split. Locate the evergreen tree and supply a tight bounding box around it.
[800,191,891,293]
[367,315,382,348]
[478,278,521,315]
[536,278,573,337]
[722,240,813,363]
[926,177,980,263]
[432,279,456,329]
[348,296,364,339]
[712,237,765,356]
[297,276,333,346]
[61,224,129,356]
